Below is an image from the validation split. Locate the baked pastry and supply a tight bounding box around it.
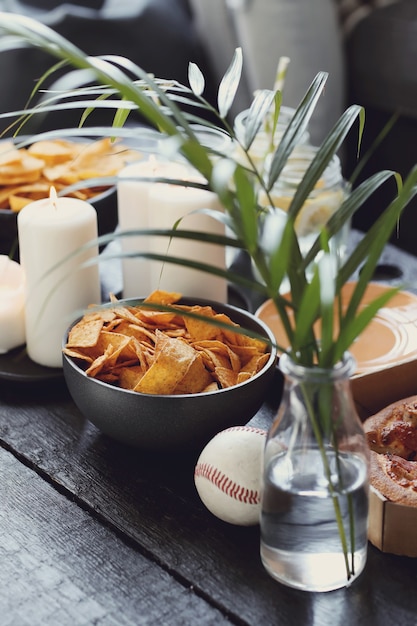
[365,396,417,459]
[364,396,417,507]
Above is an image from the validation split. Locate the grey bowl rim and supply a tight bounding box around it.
[62,296,278,400]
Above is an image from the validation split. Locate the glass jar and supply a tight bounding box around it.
[253,145,350,290]
[233,106,310,173]
[264,145,348,245]
[234,105,299,140]
[260,352,370,592]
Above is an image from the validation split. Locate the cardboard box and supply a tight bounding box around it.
[368,487,417,557]
[351,356,417,420]
[351,359,417,557]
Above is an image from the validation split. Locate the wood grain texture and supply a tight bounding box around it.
[2,231,417,625]
[0,446,232,626]
[1,375,417,626]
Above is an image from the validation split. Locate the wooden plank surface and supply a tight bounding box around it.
[2,236,417,625]
[1,376,417,625]
[0,446,232,626]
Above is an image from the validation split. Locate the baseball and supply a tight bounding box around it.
[194,425,267,526]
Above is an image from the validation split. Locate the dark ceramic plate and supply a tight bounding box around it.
[0,344,62,382]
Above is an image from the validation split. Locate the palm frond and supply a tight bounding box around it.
[0,10,416,368]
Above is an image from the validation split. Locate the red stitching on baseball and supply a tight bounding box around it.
[195,462,260,504]
[224,426,266,436]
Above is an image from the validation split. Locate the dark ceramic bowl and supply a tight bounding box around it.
[0,186,117,260]
[62,298,278,451]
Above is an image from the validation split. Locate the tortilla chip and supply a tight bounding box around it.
[173,351,213,394]
[63,289,270,396]
[118,365,145,390]
[144,289,182,305]
[0,138,141,209]
[214,366,238,389]
[183,305,220,341]
[67,318,104,348]
[134,333,196,395]
[62,346,94,364]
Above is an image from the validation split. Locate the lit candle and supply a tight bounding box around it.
[0,255,26,353]
[17,187,101,368]
[117,157,227,301]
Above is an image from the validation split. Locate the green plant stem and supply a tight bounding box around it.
[300,381,353,581]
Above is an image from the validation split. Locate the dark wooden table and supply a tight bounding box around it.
[1,234,417,626]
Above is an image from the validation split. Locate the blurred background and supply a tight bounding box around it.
[0,0,416,255]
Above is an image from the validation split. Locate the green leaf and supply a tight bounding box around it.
[264,91,283,148]
[237,89,276,149]
[338,167,417,315]
[188,62,205,96]
[210,158,238,214]
[111,100,132,129]
[291,270,321,360]
[233,166,258,252]
[350,111,397,186]
[2,10,417,376]
[267,71,328,189]
[261,212,292,294]
[217,47,243,119]
[286,105,363,223]
[334,287,400,362]
[302,170,395,270]
[318,253,336,366]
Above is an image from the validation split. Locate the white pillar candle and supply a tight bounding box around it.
[147,180,227,302]
[117,157,187,298]
[0,255,26,353]
[17,188,101,368]
[117,157,227,302]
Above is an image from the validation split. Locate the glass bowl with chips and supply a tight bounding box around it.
[62,292,278,451]
[0,137,141,258]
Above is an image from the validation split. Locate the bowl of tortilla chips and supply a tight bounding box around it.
[62,290,278,451]
[0,137,140,259]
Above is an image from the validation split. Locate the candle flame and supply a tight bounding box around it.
[49,186,58,210]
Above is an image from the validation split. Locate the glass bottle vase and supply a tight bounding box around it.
[260,352,370,592]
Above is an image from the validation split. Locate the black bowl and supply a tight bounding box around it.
[62,298,278,451]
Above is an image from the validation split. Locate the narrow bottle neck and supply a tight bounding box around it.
[279,352,356,384]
